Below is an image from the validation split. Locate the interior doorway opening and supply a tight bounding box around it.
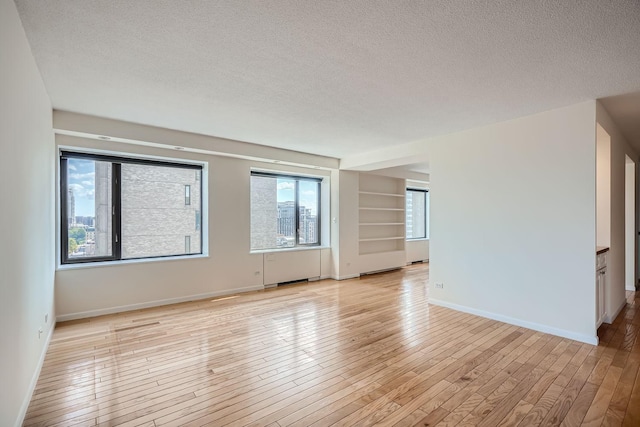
[626,155,636,291]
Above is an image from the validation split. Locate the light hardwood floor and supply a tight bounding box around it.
[24,263,640,426]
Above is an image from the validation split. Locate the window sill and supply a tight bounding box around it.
[406,238,430,242]
[250,246,330,255]
[57,253,209,271]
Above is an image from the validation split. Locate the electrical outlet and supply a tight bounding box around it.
[435,283,444,289]
[38,328,43,339]
[45,313,48,324]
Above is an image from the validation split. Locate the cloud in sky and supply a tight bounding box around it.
[277,181,295,191]
[68,183,95,198]
[68,159,96,216]
[69,172,95,180]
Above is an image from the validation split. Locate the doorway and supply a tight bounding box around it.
[626,155,636,291]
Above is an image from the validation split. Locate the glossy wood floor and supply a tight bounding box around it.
[25,263,640,426]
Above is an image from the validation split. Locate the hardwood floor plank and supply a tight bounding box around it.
[581,366,623,426]
[21,266,640,427]
[623,357,640,426]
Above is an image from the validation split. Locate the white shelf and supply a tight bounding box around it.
[358,173,406,265]
[359,236,405,242]
[359,191,405,198]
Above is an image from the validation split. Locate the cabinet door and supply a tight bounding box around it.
[596,270,606,326]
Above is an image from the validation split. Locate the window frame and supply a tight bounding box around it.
[60,150,204,265]
[250,171,322,250]
[406,188,429,240]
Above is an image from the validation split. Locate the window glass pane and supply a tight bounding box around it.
[425,191,430,239]
[250,175,279,250]
[276,178,296,248]
[298,180,319,244]
[67,158,113,259]
[250,174,321,250]
[121,164,201,258]
[406,190,426,239]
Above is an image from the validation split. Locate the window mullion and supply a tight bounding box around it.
[113,163,122,260]
[295,179,300,246]
[60,157,70,262]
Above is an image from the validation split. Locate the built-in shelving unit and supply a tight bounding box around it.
[358,174,406,274]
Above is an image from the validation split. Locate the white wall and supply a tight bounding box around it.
[55,134,332,319]
[625,158,635,291]
[596,124,611,247]
[0,1,55,425]
[429,102,598,344]
[330,170,360,279]
[596,102,638,321]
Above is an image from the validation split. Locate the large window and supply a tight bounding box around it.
[406,188,429,239]
[60,151,203,264]
[250,172,321,250]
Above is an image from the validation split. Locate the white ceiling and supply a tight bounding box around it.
[14,1,640,161]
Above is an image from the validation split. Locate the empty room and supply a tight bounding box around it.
[2,1,640,426]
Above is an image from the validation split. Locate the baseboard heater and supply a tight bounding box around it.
[265,278,311,289]
[278,278,309,286]
[360,267,402,276]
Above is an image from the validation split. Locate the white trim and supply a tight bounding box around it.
[57,253,209,271]
[429,298,598,346]
[15,321,55,427]
[604,298,627,324]
[56,285,264,322]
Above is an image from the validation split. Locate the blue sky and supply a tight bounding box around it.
[67,159,95,217]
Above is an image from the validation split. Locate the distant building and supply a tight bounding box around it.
[119,165,201,258]
[277,201,296,245]
[406,192,413,238]
[75,216,94,226]
[91,164,201,258]
[250,177,278,249]
[94,162,112,257]
[67,189,75,227]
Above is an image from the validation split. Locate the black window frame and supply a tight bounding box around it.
[60,150,204,264]
[250,171,322,249]
[406,188,429,240]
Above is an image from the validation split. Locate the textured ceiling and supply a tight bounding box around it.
[14,0,640,159]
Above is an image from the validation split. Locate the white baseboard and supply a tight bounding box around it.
[15,320,55,427]
[56,285,265,322]
[429,298,598,346]
[626,285,635,291]
[604,298,627,324]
